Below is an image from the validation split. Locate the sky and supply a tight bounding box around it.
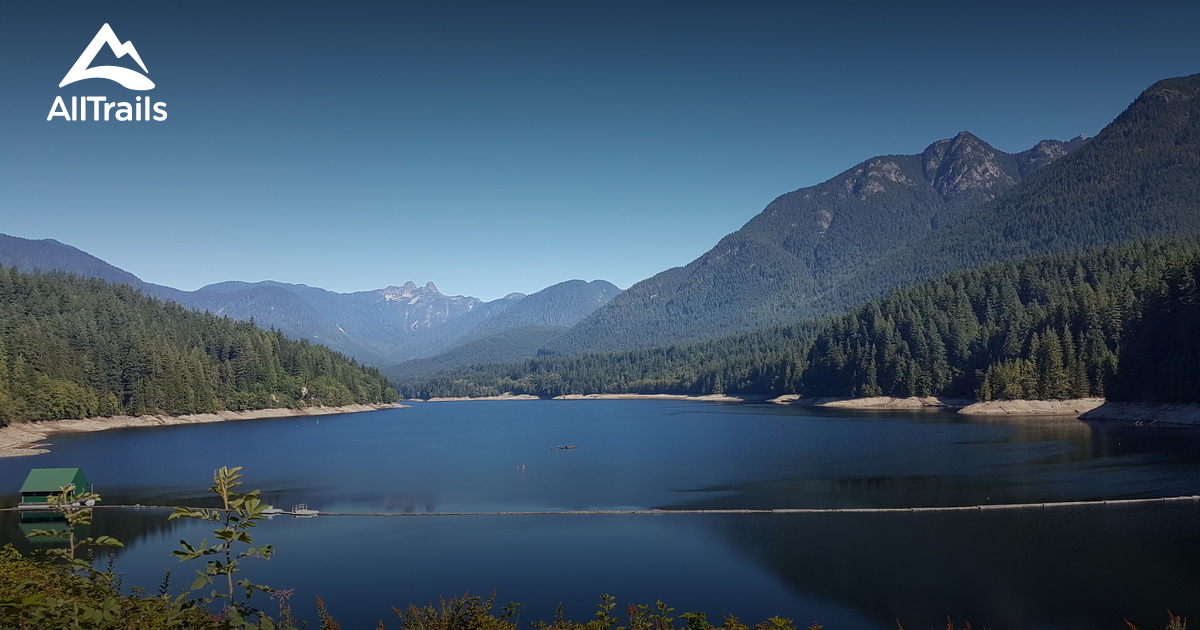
[2,1,1199,300]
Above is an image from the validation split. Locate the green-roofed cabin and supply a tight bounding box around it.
[19,468,90,507]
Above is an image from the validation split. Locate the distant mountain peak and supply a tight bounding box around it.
[502,292,526,300]
[378,281,446,300]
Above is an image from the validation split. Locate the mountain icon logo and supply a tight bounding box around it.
[59,23,155,90]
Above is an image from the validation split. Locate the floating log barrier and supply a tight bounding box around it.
[3,495,1198,516]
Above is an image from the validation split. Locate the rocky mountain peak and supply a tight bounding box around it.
[921,131,1016,200]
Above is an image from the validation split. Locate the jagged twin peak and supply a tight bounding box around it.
[377,281,525,305]
[379,280,441,301]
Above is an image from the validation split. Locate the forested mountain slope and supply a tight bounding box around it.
[455,280,621,341]
[549,132,1087,353]
[0,267,397,425]
[823,73,1200,313]
[384,325,572,384]
[798,238,1200,401]
[555,74,1200,356]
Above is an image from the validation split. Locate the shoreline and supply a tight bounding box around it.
[0,402,407,458]
[1080,401,1200,425]
[412,392,1200,426]
[413,393,1094,413]
[419,393,800,404]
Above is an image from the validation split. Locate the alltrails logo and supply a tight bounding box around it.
[47,23,168,122]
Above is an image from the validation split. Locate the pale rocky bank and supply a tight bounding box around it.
[958,398,1105,416]
[0,403,407,458]
[416,393,1200,426]
[797,396,971,410]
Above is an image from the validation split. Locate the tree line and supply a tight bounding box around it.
[0,267,397,425]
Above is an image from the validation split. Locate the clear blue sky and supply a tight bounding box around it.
[3,1,1199,300]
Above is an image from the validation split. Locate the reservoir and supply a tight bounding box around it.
[2,400,1199,629]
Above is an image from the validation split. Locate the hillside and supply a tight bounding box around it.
[556,74,1200,356]
[0,234,187,303]
[455,279,621,340]
[550,131,1087,353]
[385,325,571,384]
[399,237,1200,404]
[0,267,397,425]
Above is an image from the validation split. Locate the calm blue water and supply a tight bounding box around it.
[3,400,1200,629]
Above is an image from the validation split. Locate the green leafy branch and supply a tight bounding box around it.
[170,466,277,627]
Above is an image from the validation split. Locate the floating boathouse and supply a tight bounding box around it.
[19,468,90,507]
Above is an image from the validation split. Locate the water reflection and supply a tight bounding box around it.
[969,413,1094,442]
[702,502,1200,630]
[0,507,183,556]
[16,511,68,548]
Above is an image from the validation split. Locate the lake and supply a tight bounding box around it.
[3,400,1200,629]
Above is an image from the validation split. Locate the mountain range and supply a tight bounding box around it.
[6,72,1200,396]
[546,132,1090,353]
[549,75,1200,355]
[406,72,1200,399]
[0,233,620,366]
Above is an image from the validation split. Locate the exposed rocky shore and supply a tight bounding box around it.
[0,403,407,457]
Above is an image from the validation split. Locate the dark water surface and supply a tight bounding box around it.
[3,400,1200,629]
